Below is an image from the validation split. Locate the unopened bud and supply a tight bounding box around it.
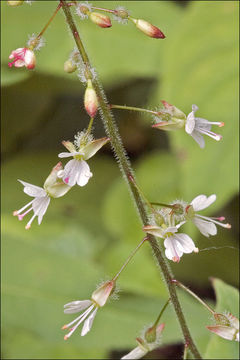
[44,162,71,198]
[7,0,24,6]
[64,59,77,73]
[144,326,157,343]
[132,18,165,39]
[91,280,115,307]
[89,12,112,28]
[84,80,98,118]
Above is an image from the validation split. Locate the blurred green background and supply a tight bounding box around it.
[1,1,239,359]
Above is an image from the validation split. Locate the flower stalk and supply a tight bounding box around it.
[60,2,201,358]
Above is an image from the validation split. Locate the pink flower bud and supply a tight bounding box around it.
[7,0,23,6]
[8,47,36,69]
[84,80,98,118]
[132,19,165,39]
[133,18,165,39]
[89,12,112,28]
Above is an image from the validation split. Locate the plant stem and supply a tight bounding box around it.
[173,280,215,315]
[110,103,158,116]
[153,298,171,327]
[112,236,148,282]
[37,3,62,40]
[61,2,201,358]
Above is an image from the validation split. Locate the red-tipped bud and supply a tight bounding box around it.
[133,18,165,39]
[84,80,98,118]
[89,12,112,28]
[7,0,23,6]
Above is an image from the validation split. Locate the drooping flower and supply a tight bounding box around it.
[8,47,36,69]
[143,223,198,263]
[13,162,71,229]
[121,324,165,359]
[57,131,109,187]
[185,194,231,237]
[62,280,115,339]
[185,104,224,148]
[207,312,239,342]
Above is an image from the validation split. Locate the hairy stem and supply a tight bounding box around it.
[61,2,201,358]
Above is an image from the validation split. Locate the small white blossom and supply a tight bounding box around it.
[143,222,198,263]
[13,180,50,229]
[207,312,239,342]
[186,194,231,237]
[185,105,224,148]
[62,281,114,339]
[13,162,71,229]
[58,132,109,187]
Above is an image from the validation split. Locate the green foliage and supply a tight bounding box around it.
[204,279,239,359]
[155,1,239,213]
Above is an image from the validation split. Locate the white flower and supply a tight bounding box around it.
[58,132,109,187]
[185,104,224,148]
[186,194,231,237]
[143,222,198,263]
[13,180,50,229]
[62,281,114,339]
[13,162,71,229]
[207,312,239,342]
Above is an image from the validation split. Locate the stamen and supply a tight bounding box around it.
[63,305,94,339]
[14,200,34,215]
[18,207,33,221]
[25,213,37,230]
[197,128,222,141]
[63,304,94,329]
[196,214,231,228]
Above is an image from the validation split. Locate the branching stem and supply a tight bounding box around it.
[60,2,202,358]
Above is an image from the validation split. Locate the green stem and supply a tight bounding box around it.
[37,3,62,40]
[173,280,215,315]
[60,2,201,358]
[112,236,148,282]
[153,298,171,327]
[110,104,158,116]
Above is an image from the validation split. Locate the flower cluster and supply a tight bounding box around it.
[143,194,231,262]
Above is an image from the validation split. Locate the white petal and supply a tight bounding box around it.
[76,161,93,187]
[191,194,216,211]
[207,325,237,341]
[32,196,50,224]
[121,346,148,359]
[18,180,46,197]
[164,236,183,262]
[190,130,205,148]
[195,117,212,131]
[64,300,92,314]
[192,217,217,237]
[185,111,195,134]
[61,159,81,186]
[58,152,76,158]
[192,104,199,112]
[174,233,196,253]
[81,307,98,336]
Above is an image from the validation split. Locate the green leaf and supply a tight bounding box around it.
[155,1,239,212]
[204,279,239,359]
